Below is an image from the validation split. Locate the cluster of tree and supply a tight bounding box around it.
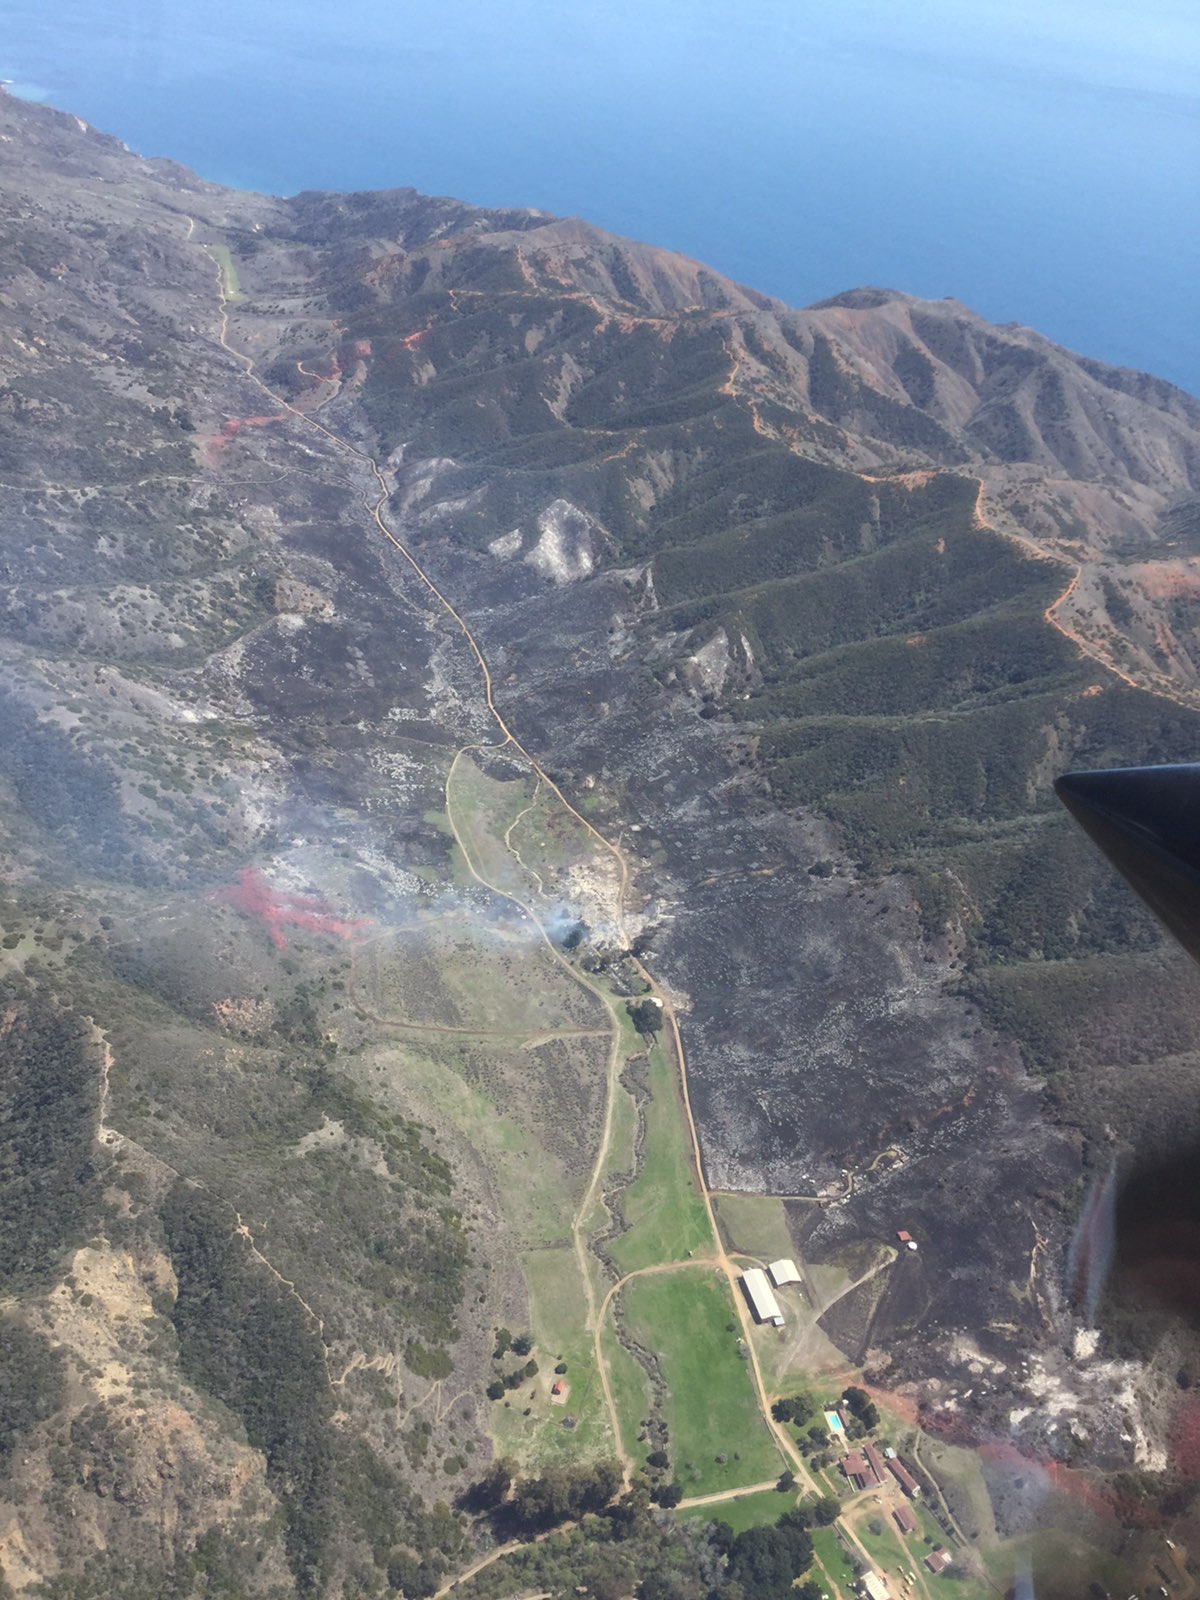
[0,981,104,1290]
[492,1327,533,1358]
[485,1359,538,1401]
[458,1456,516,1513]
[0,1317,65,1469]
[10,1529,284,1600]
[842,1385,879,1431]
[487,1327,538,1399]
[162,1179,341,1591]
[456,1463,828,1600]
[724,1508,816,1600]
[162,1180,466,1595]
[770,1390,813,1425]
[497,1459,624,1534]
[459,1481,719,1600]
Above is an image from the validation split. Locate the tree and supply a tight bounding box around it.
[646,1449,670,1471]
[387,1554,438,1597]
[707,1521,735,1559]
[727,1515,814,1600]
[654,1480,683,1509]
[507,1459,623,1531]
[770,1392,813,1425]
[627,997,663,1037]
[485,1380,504,1401]
[813,1496,839,1526]
[459,1457,514,1512]
[511,1333,533,1357]
[842,1386,878,1430]
[776,1471,795,1493]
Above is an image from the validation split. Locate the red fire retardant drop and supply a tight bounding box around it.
[209,867,367,950]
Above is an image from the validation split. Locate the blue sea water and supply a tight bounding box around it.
[5,0,1199,393]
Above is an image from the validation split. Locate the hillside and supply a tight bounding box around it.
[2,89,1200,1599]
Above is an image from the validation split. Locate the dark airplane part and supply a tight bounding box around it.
[1055,762,1200,968]
[1057,763,1200,1338]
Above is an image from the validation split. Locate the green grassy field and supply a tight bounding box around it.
[488,1245,617,1467]
[425,721,1009,1590]
[714,1192,797,1263]
[370,1033,576,1249]
[849,1503,998,1600]
[609,1039,712,1273]
[677,1485,795,1534]
[209,243,244,302]
[599,1315,652,1467]
[445,755,536,898]
[851,1508,922,1590]
[578,1000,649,1241]
[981,1528,1136,1600]
[447,752,618,912]
[810,1525,856,1593]
[902,1430,997,1547]
[619,1267,783,1495]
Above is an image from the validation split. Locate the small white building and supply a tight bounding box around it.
[767,1258,802,1288]
[740,1267,784,1326]
[861,1573,890,1600]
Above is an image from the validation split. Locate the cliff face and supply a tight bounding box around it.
[2,89,1200,1593]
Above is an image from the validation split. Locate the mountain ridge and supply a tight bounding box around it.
[2,88,1200,1599]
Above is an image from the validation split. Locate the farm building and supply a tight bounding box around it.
[767,1258,802,1288]
[888,1458,921,1498]
[925,1549,952,1574]
[860,1573,890,1600]
[863,1442,886,1484]
[739,1267,784,1326]
[840,1450,873,1490]
[893,1504,918,1535]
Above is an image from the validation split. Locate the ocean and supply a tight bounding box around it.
[6,0,1199,393]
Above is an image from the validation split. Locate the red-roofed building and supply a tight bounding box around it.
[925,1549,953,1574]
[888,1458,921,1498]
[863,1442,886,1484]
[893,1505,918,1536]
[840,1450,872,1489]
[896,1230,913,1243]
